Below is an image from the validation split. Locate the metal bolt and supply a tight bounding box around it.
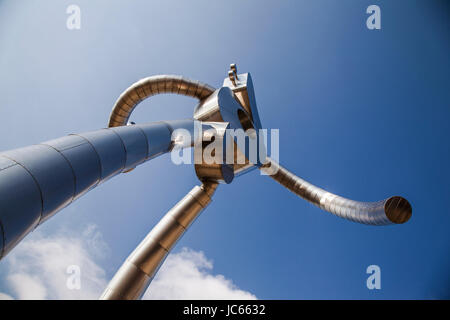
[228,70,236,86]
[230,63,237,74]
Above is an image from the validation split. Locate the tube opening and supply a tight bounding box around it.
[384,196,412,224]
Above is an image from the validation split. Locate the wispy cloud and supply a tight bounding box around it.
[0,227,255,300]
[0,225,108,299]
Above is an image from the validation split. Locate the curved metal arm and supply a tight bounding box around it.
[100,181,218,300]
[260,158,412,225]
[109,75,215,127]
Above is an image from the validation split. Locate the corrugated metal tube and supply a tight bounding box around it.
[260,158,412,226]
[109,75,215,127]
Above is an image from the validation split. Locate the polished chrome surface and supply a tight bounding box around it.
[194,122,234,184]
[261,158,412,225]
[109,75,215,127]
[0,64,412,300]
[223,64,262,131]
[193,87,264,176]
[100,181,218,300]
[193,87,248,128]
[0,120,196,260]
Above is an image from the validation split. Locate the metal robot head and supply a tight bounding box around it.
[193,64,266,179]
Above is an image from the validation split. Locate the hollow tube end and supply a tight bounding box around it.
[384,196,412,224]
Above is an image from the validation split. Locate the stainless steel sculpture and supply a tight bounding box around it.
[100,182,218,299]
[0,64,412,299]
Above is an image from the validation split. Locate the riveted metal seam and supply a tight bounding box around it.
[70,134,103,185]
[129,239,168,278]
[161,121,176,152]
[189,190,212,209]
[39,143,77,210]
[0,161,18,171]
[134,125,150,160]
[106,128,128,172]
[0,154,44,229]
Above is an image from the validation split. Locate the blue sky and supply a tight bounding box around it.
[0,0,449,299]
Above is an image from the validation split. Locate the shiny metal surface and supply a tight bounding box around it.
[193,87,264,176]
[0,157,42,257]
[0,64,412,300]
[44,135,102,200]
[109,75,215,127]
[193,87,247,128]
[2,145,76,224]
[100,181,218,300]
[261,158,412,225]
[0,120,196,260]
[194,122,234,184]
[109,125,148,172]
[223,64,262,131]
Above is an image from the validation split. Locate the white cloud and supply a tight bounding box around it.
[0,228,255,300]
[144,248,256,300]
[7,273,47,299]
[0,225,108,299]
[82,224,111,259]
[0,292,13,300]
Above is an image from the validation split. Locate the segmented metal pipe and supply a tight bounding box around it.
[0,120,196,260]
[100,181,218,300]
[261,158,412,225]
[109,75,215,127]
